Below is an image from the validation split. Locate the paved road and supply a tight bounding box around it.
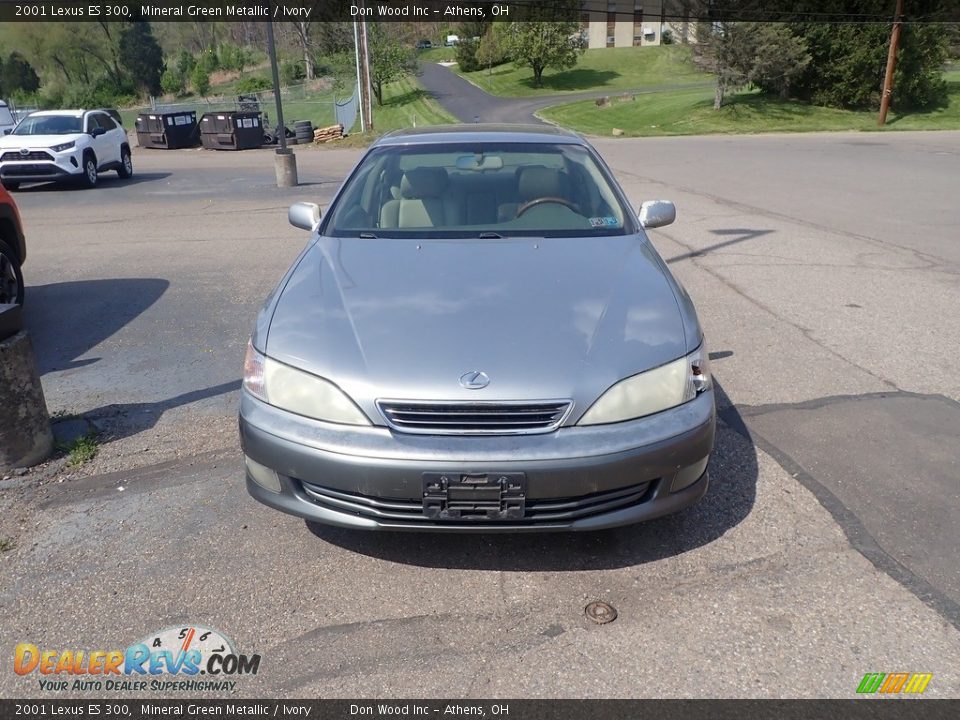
[418,62,711,124]
[1,133,958,698]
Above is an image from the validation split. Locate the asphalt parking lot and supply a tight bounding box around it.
[1,132,958,698]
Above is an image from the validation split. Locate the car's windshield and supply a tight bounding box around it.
[13,115,82,135]
[323,142,633,238]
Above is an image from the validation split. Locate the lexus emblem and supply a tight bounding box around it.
[459,370,490,390]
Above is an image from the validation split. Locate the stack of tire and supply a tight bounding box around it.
[290,121,313,146]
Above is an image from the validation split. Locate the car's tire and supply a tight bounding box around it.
[79,153,98,188]
[1,180,20,191]
[0,240,24,305]
[117,147,133,179]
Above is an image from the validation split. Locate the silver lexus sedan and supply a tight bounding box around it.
[240,125,715,531]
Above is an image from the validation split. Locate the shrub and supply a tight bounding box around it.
[160,68,186,96]
[280,60,305,86]
[455,38,481,73]
[235,76,272,94]
[190,65,211,96]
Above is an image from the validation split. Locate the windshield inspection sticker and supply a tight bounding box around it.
[590,216,619,227]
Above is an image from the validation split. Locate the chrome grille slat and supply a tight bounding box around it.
[378,399,572,435]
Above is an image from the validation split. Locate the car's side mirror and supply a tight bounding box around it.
[2,129,10,135]
[639,200,676,229]
[90,127,106,137]
[289,202,321,232]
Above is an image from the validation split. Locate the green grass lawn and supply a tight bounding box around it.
[418,46,457,63]
[458,46,709,97]
[540,78,960,137]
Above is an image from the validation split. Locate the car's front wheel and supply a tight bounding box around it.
[1,180,20,192]
[0,240,24,305]
[117,147,133,179]
[79,154,98,188]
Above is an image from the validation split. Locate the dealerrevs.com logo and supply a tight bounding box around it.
[14,625,261,693]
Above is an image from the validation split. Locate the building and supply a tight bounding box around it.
[580,1,697,49]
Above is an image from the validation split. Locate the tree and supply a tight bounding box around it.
[190,64,210,97]
[476,27,504,75]
[696,23,752,109]
[0,53,40,95]
[747,24,811,100]
[119,22,164,96]
[786,0,949,110]
[368,25,417,106]
[503,12,584,88]
[160,67,186,96]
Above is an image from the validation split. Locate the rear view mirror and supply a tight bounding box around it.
[455,154,504,171]
[289,202,321,232]
[639,200,676,229]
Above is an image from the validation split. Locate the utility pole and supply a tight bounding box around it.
[358,20,374,132]
[266,10,298,186]
[353,22,366,133]
[878,0,905,127]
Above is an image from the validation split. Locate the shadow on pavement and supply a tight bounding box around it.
[23,278,169,374]
[81,379,241,442]
[666,229,774,264]
[11,172,172,193]
[308,378,758,571]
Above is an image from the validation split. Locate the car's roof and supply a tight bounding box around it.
[375,124,587,147]
[28,109,87,118]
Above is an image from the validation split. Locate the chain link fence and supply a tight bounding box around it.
[144,82,359,135]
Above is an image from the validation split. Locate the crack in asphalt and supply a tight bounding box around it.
[720,392,960,632]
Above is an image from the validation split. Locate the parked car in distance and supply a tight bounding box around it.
[0,102,16,137]
[0,184,26,304]
[445,34,460,46]
[240,125,716,532]
[416,39,433,49]
[0,109,132,190]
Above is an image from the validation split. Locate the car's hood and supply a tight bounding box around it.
[265,235,689,422]
[0,133,84,149]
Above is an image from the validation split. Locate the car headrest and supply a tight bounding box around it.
[400,167,448,199]
[517,166,569,201]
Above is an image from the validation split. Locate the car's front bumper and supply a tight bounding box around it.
[0,154,83,183]
[239,389,716,532]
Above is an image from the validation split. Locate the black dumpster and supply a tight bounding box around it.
[199,111,263,151]
[135,111,199,149]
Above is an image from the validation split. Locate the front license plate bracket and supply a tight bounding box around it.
[422,472,526,521]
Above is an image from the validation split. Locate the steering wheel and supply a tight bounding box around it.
[515,197,580,218]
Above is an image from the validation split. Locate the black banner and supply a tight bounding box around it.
[0,1,958,24]
[2,700,960,720]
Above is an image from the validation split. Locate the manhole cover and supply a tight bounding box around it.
[585,601,618,624]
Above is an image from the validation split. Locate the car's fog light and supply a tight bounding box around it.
[670,457,709,492]
[245,456,281,493]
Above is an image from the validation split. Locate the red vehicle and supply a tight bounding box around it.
[0,184,26,304]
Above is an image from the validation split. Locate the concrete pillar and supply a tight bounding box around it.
[274,148,298,188]
[0,330,53,470]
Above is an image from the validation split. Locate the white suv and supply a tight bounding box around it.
[0,109,132,190]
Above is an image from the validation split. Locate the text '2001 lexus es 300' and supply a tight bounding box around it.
[239,125,715,532]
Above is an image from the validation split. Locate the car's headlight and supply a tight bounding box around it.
[242,340,370,425]
[51,141,76,152]
[577,344,712,426]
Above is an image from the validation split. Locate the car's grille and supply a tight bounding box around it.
[1,151,53,162]
[300,480,654,526]
[2,165,59,176]
[377,400,572,435]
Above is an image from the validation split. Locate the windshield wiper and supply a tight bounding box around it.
[478,231,505,239]
[358,232,378,239]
